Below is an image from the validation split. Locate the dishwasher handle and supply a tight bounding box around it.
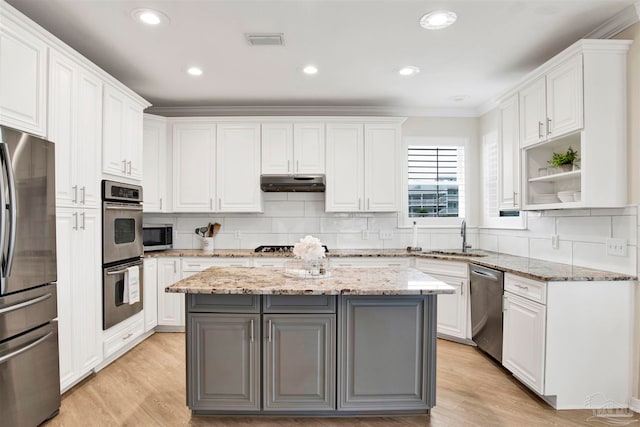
[470,269,499,281]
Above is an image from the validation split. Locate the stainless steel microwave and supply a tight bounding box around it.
[143,224,173,251]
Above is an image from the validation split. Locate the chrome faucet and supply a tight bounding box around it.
[461,219,472,253]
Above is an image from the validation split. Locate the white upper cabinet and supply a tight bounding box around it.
[0,9,47,136]
[261,123,294,174]
[519,54,583,148]
[172,122,216,212]
[364,123,400,211]
[326,123,364,212]
[216,123,263,212]
[520,40,630,210]
[326,121,401,212]
[143,114,168,212]
[49,50,101,209]
[293,123,325,174]
[261,122,325,175]
[498,94,520,210]
[102,84,144,180]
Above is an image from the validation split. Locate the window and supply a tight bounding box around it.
[408,146,465,218]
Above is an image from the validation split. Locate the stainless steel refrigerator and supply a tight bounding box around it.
[0,125,60,426]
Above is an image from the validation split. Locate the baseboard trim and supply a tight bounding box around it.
[631,397,640,413]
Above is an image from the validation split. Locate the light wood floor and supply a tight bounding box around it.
[45,333,639,427]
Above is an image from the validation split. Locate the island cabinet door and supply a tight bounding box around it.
[263,314,336,411]
[338,296,436,411]
[187,313,261,411]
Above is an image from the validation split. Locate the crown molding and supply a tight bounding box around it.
[584,2,640,39]
[145,105,479,118]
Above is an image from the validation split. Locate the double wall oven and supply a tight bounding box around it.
[102,180,144,330]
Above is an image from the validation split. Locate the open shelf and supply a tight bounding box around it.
[528,169,581,183]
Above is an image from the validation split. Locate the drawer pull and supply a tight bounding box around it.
[516,284,529,291]
[122,333,133,341]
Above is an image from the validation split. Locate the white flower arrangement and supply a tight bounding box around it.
[292,235,326,261]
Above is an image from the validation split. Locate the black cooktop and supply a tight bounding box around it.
[254,245,329,253]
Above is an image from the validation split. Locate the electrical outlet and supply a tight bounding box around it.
[362,230,369,240]
[551,234,559,249]
[234,231,241,239]
[606,238,627,257]
[379,230,393,240]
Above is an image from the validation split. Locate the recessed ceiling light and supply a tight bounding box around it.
[398,66,420,76]
[131,8,169,26]
[303,65,318,75]
[420,10,457,30]
[187,67,203,76]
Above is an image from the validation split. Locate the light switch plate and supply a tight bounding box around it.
[379,230,393,240]
[606,238,627,256]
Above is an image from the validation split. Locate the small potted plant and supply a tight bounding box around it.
[548,146,579,173]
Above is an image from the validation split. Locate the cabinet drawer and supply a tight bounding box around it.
[182,258,252,272]
[103,316,144,359]
[188,294,260,313]
[504,274,546,304]
[263,295,337,313]
[415,258,468,279]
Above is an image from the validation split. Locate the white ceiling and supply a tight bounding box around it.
[7,0,639,115]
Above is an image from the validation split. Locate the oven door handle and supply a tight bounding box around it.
[0,332,53,365]
[104,205,143,211]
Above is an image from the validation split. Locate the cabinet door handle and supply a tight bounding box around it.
[268,319,272,342]
[209,198,213,210]
[72,185,78,203]
[122,333,133,341]
[73,212,78,230]
[250,319,254,343]
[516,284,529,291]
[367,198,370,211]
[513,192,517,206]
[80,186,86,204]
[503,296,508,312]
[159,198,163,210]
[287,160,290,173]
[358,198,361,210]
[538,121,543,139]
[122,160,127,174]
[173,261,177,274]
[460,281,464,295]
[547,118,552,135]
[218,198,221,210]
[127,161,132,175]
[80,212,85,230]
[296,160,299,173]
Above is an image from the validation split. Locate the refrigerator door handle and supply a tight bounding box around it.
[0,143,16,277]
[0,142,5,284]
[0,293,52,315]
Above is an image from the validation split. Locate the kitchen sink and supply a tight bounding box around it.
[424,250,488,257]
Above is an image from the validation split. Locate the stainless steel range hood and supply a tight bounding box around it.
[260,175,325,192]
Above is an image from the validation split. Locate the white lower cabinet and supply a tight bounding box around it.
[414,259,469,341]
[143,258,158,332]
[502,291,546,394]
[56,208,101,392]
[157,258,183,329]
[102,312,144,360]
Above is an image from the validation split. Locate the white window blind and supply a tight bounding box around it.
[408,146,465,218]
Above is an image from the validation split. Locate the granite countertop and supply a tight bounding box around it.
[147,249,636,282]
[166,267,456,296]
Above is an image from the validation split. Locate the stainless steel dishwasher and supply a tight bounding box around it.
[469,264,504,362]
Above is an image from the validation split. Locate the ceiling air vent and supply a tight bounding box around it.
[245,33,284,46]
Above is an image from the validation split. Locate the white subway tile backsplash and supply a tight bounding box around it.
[320,218,367,233]
[287,192,324,201]
[430,233,462,250]
[613,216,637,244]
[211,233,240,250]
[478,233,499,252]
[557,216,611,243]
[529,238,572,264]
[497,235,529,257]
[262,201,305,217]
[304,201,327,217]
[239,233,290,249]
[272,218,320,234]
[336,233,383,250]
[262,193,288,201]
[225,217,273,232]
[526,214,556,236]
[542,209,591,217]
[367,217,398,231]
[573,242,636,275]
[590,206,638,216]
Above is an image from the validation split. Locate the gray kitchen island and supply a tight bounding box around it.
[166,266,454,416]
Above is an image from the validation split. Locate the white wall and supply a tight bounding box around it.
[614,20,640,409]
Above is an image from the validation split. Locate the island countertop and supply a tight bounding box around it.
[166,266,456,296]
